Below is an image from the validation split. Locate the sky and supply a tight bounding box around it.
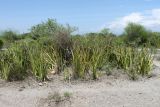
[0,0,160,34]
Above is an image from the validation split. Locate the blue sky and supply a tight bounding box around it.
[0,0,160,34]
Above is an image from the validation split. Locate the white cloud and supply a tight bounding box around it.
[107,9,160,34]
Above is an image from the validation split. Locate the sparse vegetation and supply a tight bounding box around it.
[50,92,62,103]
[64,91,72,99]
[47,91,72,105]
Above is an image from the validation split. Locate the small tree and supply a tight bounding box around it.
[149,32,160,48]
[100,28,110,35]
[124,23,149,46]
[31,19,59,38]
[1,30,18,43]
[31,19,77,39]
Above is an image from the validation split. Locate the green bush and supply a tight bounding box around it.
[148,32,160,48]
[0,43,29,81]
[0,39,3,49]
[0,41,50,81]
[71,36,112,79]
[1,30,18,43]
[29,48,48,81]
[114,47,153,79]
[31,19,60,38]
[72,43,91,79]
[27,42,50,81]
[124,23,149,46]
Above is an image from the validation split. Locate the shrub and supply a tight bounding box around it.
[28,42,49,81]
[31,19,60,38]
[31,19,76,39]
[72,43,91,79]
[64,92,72,98]
[0,43,29,81]
[54,31,73,72]
[0,39,3,49]
[136,48,153,76]
[1,30,18,43]
[124,23,149,46]
[114,47,153,79]
[0,41,51,81]
[71,36,111,79]
[148,32,160,48]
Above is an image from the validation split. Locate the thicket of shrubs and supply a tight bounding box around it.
[0,19,158,81]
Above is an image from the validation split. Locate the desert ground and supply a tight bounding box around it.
[0,57,160,107]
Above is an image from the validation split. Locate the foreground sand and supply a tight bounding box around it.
[0,61,160,107]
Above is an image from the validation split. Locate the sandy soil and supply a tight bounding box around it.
[0,60,160,107]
